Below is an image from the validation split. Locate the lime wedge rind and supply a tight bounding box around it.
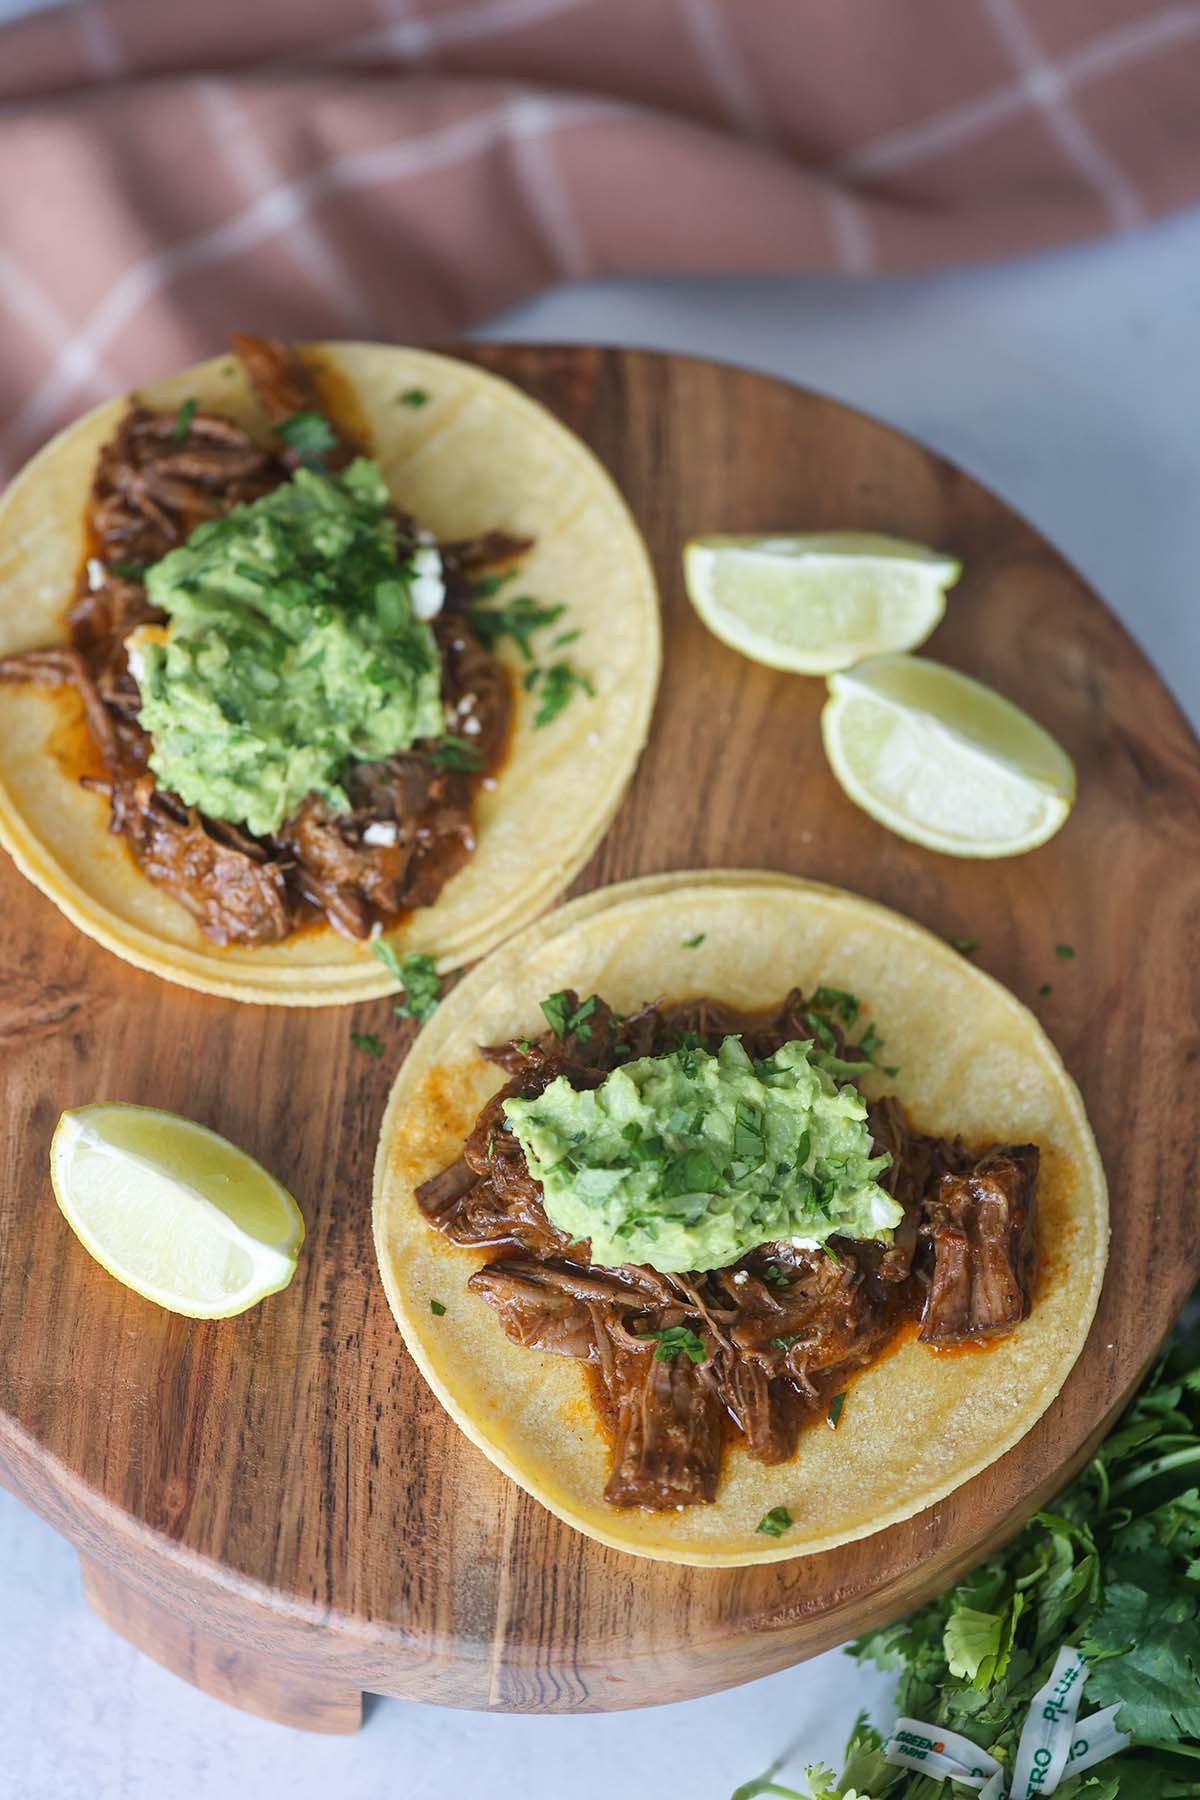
[822,654,1074,859]
[683,532,960,675]
[50,1104,304,1320]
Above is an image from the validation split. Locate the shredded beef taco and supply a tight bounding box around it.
[0,339,658,1003]
[373,872,1108,1565]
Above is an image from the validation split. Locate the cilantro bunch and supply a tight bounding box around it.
[735,1304,1200,1799]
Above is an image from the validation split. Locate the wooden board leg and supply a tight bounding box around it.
[79,1556,363,1734]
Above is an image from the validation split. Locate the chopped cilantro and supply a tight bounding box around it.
[467,595,564,661]
[468,570,518,603]
[826,1391,846,1430]
[426,735,483,772]
[950,936,979,954]
[1039,982,1052,996]
[803,1010,837,1053]
[373,943,444,1022]
[529,660,595,728]
[681,932,706,949]
[551,628,582,648]
[770,1334,800,1350]
[638,1324,707,1364]
[1056,942,1076,959]
[661,1147,722,1198]
[763,1264,791,1289]
[171,396,197,445]
[221,362,237,377]
[274,410,338,469]
[810,986,860,1027]
[856,1022,883,1059]
[539,990,599,1042]
[756,1506,793,1538]
[399,387,429,407]
[429,1299,446,1316]
[110,561,147,581]
[515,1038,533,1055]
[350,1031,384,1058]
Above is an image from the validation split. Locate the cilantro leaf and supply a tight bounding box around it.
[425,735,483,772]
[810,986,860,1027]
[171,396,198,444]
[951,935,980,954]
[399,387,429,407]
[274,410,338,469]
[467,595,564,660]
[682,932,706,949]
[1056,942,1077,959]
[350,1031,384,1058]
[429,1298,446,1316]
[756,1506,794,1538]
[538,991,598,1042]
[373,943,444,1022]
[638,1324,707,1364]
[826,1391,846,1431]
[528,659,595,728]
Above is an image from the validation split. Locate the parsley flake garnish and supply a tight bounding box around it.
[1056,942,1076,959]
[274,410,338,470]
[171,397,197,444]
[399,387,429,407]
[951,936,979,954]
[638,1325,707,1364]
[826,1391,846,1430]
[429,1299,446,1316]
[426,735,483,772]
[350,1031,384,1058]
[539,991,599,1042]
[756,1506,793,1538]
[526,660,595,727]
[467,595,564,661]
[373,943,445,1022]
[682,932,706,948]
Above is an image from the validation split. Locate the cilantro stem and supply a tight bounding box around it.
[1110,1442,1200,1495]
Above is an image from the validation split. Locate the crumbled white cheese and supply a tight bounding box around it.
[731,1270,749,1286]
[461,715,482,736]
[86,556,106,592]
[362,821,398,847]
[482,777,497,791]
[409,540,444,620]
[368,920,383,941]
[125,639,144,683]
[789,1236,820,1250]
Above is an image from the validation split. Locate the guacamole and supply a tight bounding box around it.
[136,460,443,837]
[503,1034,899,1273]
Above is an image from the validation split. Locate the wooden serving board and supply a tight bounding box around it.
[2,346,1199,1733]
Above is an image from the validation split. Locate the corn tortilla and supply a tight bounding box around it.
[373,871,1108,1566]
[0,344,659,1004]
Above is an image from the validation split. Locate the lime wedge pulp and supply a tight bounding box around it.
[821,654,1074,857]
[50,1103,304,1319]
[683,532,960,674]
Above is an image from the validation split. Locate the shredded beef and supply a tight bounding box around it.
[0,334,518,947]
[919,1144,1039,1343]
[420,993,1043,1511]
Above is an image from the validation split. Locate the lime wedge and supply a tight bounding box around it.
[50,1104,304,1318]
[822,654,1074,857]
[683,532,959,674]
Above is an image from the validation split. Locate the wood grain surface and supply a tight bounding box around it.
[2,346,1199,1730]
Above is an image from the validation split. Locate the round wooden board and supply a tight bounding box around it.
[2,346,1199,1733]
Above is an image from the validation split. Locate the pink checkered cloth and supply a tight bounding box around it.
[1,0,1197,473]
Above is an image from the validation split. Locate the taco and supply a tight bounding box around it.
[0,338,658,1004]
[373,872,1107,1566]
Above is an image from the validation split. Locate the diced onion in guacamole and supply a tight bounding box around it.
[136,460,443,837]
[503,1035,898,1273]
